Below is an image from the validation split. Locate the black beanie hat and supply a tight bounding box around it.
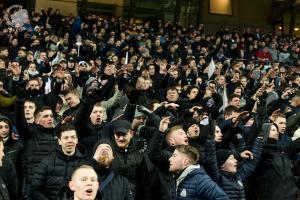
[182,118,199,132]
[216,149,233,169]
[92,139,114,155]
[0,115,12,133]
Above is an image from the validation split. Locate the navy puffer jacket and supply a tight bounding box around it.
[170,165,229,200]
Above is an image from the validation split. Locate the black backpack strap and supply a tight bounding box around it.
[99,171,114,192]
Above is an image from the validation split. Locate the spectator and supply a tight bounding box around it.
[0,115,23,196]
[62,87,82,118]
[59,165,100,200]
[169,145,229,199]
[24,100,37,124]
[253,123,300,200]
[15,101,58,199]
[0,136,18,199]
[109,119,144,198]
[31,125,86,200]
[0,6,298,199]
[91,139,133,200]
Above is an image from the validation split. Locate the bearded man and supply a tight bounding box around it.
[91,139,134,200]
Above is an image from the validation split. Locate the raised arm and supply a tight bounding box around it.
[14,97,35,140]
[237,137,263,182]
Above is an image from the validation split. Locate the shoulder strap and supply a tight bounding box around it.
[99,171,114,192]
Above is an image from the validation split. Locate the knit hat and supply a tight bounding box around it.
[0,115,12,139]
[93,139,113,155]
[216,149,233,169]
[134,106,148,118]
[182,118,199,132]
[85,77,97,87]
[0,115,12,129]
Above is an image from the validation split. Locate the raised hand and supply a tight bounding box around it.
[159,116,170,133]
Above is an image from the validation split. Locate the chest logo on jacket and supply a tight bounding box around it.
[180,188,187,197]
[238,180,244,187]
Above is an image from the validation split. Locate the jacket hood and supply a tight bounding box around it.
[261,123,272,135]
[261,123,272,143]
[0,115,12,138]
[176,165,201,189]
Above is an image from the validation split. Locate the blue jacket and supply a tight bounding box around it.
[170,165,228,200]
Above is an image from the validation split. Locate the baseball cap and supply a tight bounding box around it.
[113,120,132,135]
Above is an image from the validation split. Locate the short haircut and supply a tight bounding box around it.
[27,77,39,84]
[208,80,217,86]
[149,99,160,111]
[93,102,103,108]
[34,106,52,119]
[58,125,77,138]
[271,112,286,122]
[25,99,37,108]
[166,86,178,93]
[186,85,199,95]
[18,48,27,54]
[187,57,195,65]
[228,94,240,102]
[215,75,225,82]
[62,87,80,97]
[70,165,96,180]
[0,47,8,52]
[234,85,243,90]
[175,145,199,164]
[224,105,240,117]
[165,125,183,145]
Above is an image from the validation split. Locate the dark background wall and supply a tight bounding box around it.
[6,0,300,35]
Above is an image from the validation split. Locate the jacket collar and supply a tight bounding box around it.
[56,146,84,160]
[176,165,200,188]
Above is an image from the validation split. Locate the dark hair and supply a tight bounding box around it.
[0,47,8,52]
[175,145,200,164]
[224,105,240,116]
[25,99,37,108]
[58,124,77,138]
[166,86,178,94]
[228,94,240,102]
[148,99,160,111]
[34,106,52,118]
[27,77,39,83]
[186,85,199,95]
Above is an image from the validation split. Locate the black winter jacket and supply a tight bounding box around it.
[14,98,58,183]
[31,147,86,200]
[0,157,18,199]
[90,159,133,200]
[206,138,263,200]
[0,176,9,200]
[58,186,102,200]
[3,136,23,171]
[253,140,300,200]
[111,141,144,197]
